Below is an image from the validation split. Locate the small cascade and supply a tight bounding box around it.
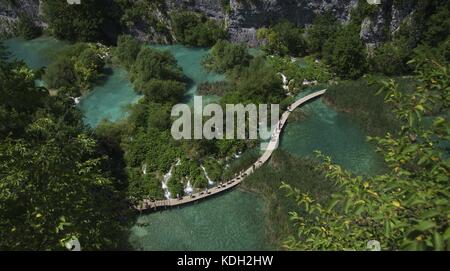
[162,159,181,199]
[184,180,194,195]
[278,73,289,91]
[71,97,81,105]
[162,169,172,199]
[278,72,293,96]
[201,165,214,185]
[142,164,147,175]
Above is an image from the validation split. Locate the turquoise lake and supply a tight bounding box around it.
[151,44,225,105]
[280,94,384,175]
[4,37,384,250]
[130,190,270,251]
[78,68,141,127]
[3,36,69,69]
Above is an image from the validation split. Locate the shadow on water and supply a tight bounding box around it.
[94,66,115,86]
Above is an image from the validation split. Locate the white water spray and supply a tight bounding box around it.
[162,159,180,199]
[184,180,194,195]
[201,165,214,185]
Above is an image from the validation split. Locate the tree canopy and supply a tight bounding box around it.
[203,40,252,73]
[257,21,307,57]
[282,53,450,251]
[0,52,125,250]
[171,11,226,47]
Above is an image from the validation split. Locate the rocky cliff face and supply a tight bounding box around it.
[163,0,415,47]
[0,0,416,47]
[0,0,43,38]
[157,0,359,46]
[226,0,359,46]
[359,0,416,47]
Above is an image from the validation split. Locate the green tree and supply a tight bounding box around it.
[43,44,105,93]
[115,35,142,69]
[74,47,105,89]
[146,102,172,131]
[17,15,42,40]
[0,127,124,250]
[306,13,338,55]
[43,56,77,92]
[171,11,226,47]
[257,21,307,57]
[422,3,450,47]
[323,25,367,79]
[128,172,164,201]
[0,60,47,137]
[42,0,116,42]
[204,40,252,73]
[223,57,286,104]
[369,38,412,76]
[0,58,125,250]
[130,47,184,92]
[167,176,185,198]
[140,79,186,104]
[282,54,449,251]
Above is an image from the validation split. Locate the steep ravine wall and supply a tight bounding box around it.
[0,0,43,38]
[161,0,360,46]
[162,0,416,47]
[0,0,416,47]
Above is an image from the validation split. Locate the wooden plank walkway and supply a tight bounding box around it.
[135,89,327,211]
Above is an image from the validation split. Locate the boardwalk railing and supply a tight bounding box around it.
[135,89,327,211]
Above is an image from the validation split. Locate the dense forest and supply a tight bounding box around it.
[0,0,449,250]
[0,45,128,250]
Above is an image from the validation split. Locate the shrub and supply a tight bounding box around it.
[17,15,41,40]
[203,40,252,73]
[323,25,367,79]
[171,11,226,47]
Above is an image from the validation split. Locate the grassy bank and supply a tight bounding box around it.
[324,77,416,136]
[240,150,336,249]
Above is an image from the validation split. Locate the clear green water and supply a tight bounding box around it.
[280,92,384,175]
[5,37,384,250]
[3,37,139,127]
[79,68,141,127]
[129,190,271,251]
[3,36,69,69]
[80,45,225,127]
[151,44,225,104]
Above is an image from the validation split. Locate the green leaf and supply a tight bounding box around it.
[420,210,441,219]
[433,117,446,127]
[403,144,418,154]
[443,227,450,241]
[433,231,444,251]
[412,220,436,232]
[414,104,424,112]
[327,198,340,211]
[343,198,353,214]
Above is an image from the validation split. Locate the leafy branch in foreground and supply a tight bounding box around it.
[282,53,449,251]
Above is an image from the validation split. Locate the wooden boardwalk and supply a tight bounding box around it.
[135,89,327,211]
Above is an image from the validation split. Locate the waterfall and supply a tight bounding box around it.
[162,168,172,199]
[201,165,214,185]
[71,96,81,105]
[162,159,181,199]
[142,164,147,175]
[184,180,194,195]
[278,72,290,92]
